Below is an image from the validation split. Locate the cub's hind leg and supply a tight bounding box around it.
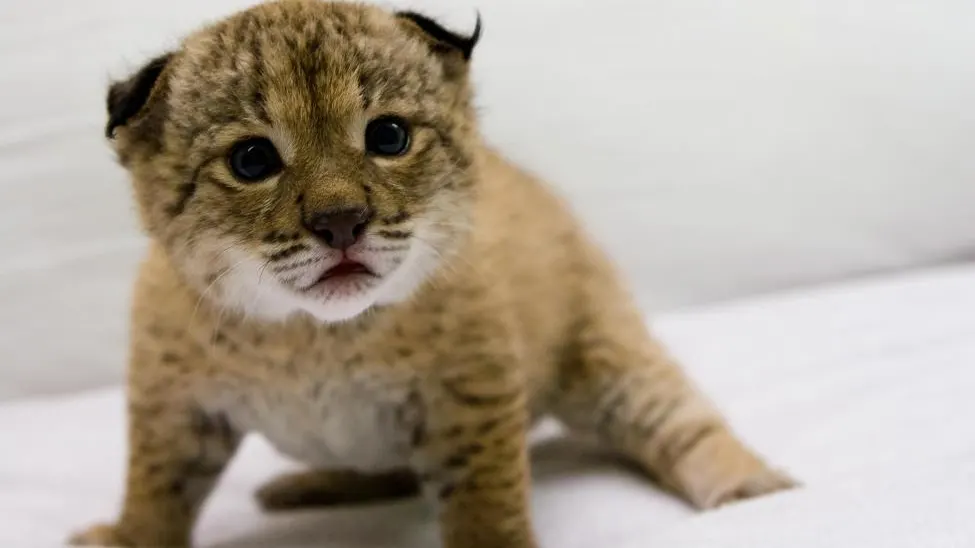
[554,291,795,509]
[256,468,421,511]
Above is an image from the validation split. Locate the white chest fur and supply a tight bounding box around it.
[212,371,423,472]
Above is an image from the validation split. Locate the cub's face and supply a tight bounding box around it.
[108,1,481,322]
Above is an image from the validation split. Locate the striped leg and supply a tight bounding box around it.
[555,304,795,509]
[418,352,539,548]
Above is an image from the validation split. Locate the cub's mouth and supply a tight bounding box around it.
[300,258,379,294]
[321,260,373,281]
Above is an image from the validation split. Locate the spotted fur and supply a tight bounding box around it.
[71,2,794,547]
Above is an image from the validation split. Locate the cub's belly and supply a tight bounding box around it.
[215,376,423,471]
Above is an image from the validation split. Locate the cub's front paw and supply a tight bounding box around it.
[69,523,132,547]
[672,430,798,510]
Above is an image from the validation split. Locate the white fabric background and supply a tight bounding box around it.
[2,0,975,398]
[2,263,973,546]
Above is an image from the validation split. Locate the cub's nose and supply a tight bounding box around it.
[304,207,372,250]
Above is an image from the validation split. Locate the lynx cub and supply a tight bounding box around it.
[71,2,794,547]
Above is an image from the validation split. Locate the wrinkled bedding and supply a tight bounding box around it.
[1,264,973,547]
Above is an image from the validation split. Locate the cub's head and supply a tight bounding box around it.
[108,0,482,322]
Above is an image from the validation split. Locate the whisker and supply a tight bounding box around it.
[186,255,251,335]
[207,302,231,361]
[410,230,487,288]
[245,259,273,319]
[212,242,239,263]
[257,258,272,287]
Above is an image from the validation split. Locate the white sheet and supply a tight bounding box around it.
[1,264,973,547]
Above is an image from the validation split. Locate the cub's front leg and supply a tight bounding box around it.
[418,358,539,548]
[70,354,240,547]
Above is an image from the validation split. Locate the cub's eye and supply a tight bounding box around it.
[365,116,411,157]
[228,138,283,182]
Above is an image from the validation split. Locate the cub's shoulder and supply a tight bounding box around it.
[466,147,589,277]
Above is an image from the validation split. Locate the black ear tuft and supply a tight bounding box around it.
[397,11,482,61]
[106,53,173,139]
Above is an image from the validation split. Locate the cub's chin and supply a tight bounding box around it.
[207,240,441,324]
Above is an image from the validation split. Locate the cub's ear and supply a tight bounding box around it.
[106,52,174,139]
[396,11,482,64]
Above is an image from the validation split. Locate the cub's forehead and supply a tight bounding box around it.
[167,1,445,131]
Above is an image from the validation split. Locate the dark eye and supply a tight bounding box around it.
[365,116,411,156]
[228,138,283,182]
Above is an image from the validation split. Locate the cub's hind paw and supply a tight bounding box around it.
[257,468,421,511]
[672,430,798,510]
[706,465,797,508]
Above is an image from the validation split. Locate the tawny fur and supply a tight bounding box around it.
[71,2,794,547]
